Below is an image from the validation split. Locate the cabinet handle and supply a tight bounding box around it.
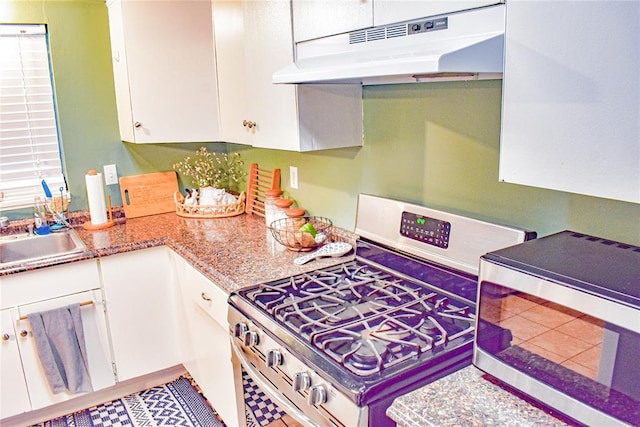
[20,330,28,338]
[1,333,9,341]
[134,122,142,128]
[242,120,256,129]
[201,292,212,302]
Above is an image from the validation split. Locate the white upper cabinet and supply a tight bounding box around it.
[292,0,502,42]
[107,0,221,143]
[374,1,502,26]
[292,0,373,42]
[214,0,363,152]
[500,0,640,203]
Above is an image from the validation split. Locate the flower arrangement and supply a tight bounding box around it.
[173,147,245,191]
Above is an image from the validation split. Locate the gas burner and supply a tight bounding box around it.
[349,335,388,370]
[418,316,440,334]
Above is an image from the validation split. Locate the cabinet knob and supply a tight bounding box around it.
[1,333,9,341]
[242,120,257,129]
[307,384,327,406]
[20,330,28,338]
[201,292,212,302]
[134,122,142,128]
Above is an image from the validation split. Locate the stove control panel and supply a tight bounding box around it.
[400,211,450,249]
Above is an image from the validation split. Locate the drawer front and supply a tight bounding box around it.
[175,256,229,330]
[1,259,101,310]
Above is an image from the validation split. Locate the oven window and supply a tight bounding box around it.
[476,283,640,424]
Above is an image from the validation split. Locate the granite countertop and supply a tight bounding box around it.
[387,366,576,427]
[2,212,578,426]
[0,210,357,292]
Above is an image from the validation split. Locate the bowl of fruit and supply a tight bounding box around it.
[269,216,332,252]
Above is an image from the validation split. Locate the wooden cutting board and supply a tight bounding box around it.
[119,171,179,218]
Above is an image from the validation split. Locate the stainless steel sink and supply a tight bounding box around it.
[0,229,87,268]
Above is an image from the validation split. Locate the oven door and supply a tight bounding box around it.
[474,258,640,427]
[228,304,366,427]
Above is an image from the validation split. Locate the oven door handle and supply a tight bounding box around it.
[230,337,321,427]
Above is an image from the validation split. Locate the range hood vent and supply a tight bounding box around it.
[273,5,506,85]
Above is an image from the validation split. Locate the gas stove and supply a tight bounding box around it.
[229,194,534,427]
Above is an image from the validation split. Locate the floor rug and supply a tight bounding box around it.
[33,376,225,427]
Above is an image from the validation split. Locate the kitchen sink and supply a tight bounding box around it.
[0,229,87,268]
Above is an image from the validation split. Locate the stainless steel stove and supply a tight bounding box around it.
[228,194,535,427]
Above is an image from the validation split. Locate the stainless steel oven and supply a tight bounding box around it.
[475,231,640,427]
[229,194,533,426]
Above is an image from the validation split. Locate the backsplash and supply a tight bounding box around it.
[1,0,638,246]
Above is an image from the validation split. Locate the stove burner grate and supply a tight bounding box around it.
[243,260,475,377]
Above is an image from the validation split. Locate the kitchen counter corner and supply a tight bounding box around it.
[387,366,575,427]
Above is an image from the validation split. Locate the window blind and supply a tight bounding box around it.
[0,24,65,210]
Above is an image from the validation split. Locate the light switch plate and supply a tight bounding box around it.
[290,166,298,189]
[104,164,118,185]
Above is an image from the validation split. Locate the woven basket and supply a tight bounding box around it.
[174,191,246,218]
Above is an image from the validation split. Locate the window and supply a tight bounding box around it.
[0,24,65,210]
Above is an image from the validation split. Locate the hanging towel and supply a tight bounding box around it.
[27,303,93,394]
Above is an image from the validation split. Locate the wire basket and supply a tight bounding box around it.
[269,216,333,252]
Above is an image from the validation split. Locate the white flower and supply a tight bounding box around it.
[173,148,245,190]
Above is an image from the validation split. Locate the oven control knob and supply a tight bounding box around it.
[267,349,283,367]
[307,384,327,406]
[233,322,248,338]
[293,372,311,392]
[243,330,260,347]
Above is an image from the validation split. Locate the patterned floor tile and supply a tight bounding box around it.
[242,370,286,426]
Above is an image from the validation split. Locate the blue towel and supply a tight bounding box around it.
[27,304,93,394]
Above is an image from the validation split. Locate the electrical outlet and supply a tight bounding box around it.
[290,166,299,189]
[103,164,118,185]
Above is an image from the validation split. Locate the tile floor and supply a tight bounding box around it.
[481,291,604,379]
[242,370,287,426]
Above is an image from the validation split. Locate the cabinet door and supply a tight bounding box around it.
[173,254,245,427]
[16,290,115,410]
[213,0,250,144]
[500,0,640,203]
[292,0,373,42]
[216,0,300,150]
[100,246,180,381]
[107,0,220,143]
[0,309,31,419]
[373,0,501,26]
[242,0,300,150]
[214,0,363,151]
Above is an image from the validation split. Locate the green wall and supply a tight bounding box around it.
[2,0,639,245]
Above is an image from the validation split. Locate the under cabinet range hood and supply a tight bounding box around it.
[273,5,506,85]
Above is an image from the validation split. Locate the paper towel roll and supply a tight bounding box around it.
[85,170,108,225]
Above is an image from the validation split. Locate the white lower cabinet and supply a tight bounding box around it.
[99,246,180,381]
[1,246,246,425]
[0,309,31,419]
[172,253,245,427]
[0,260,114,420]
[16,290,115,410]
